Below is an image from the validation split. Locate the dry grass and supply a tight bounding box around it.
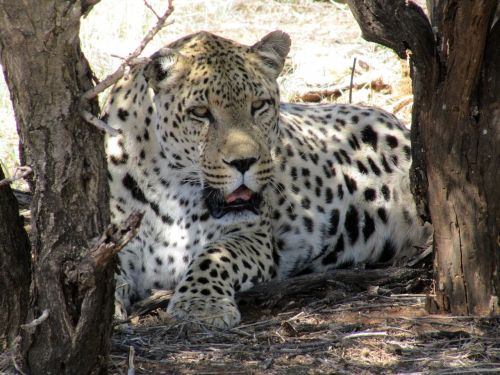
[80,0,409,107]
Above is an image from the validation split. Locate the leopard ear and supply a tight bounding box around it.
[144,47,189,90]
[251,30,291,79]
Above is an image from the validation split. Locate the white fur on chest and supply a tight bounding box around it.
[118,176,222,297]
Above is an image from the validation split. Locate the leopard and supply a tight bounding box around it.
[104,30,432,329]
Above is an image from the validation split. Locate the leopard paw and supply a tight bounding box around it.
[167,295,241,329]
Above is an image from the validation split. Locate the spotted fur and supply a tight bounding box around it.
[105,31,431,328]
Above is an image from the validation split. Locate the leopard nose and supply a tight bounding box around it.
[224,157,258,174]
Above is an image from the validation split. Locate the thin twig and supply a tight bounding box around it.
[0,166,32,187]
[228,327,253,338]
[127,346,135,375]
[342,331,388,340]
[20,309,50,330]
[80,109,120,136]
[349,56,357,104]
[143,0,160,19]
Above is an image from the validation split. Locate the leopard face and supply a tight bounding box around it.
[144,31,290,224]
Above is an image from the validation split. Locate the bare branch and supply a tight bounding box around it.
[349,57,357,104]
[66,212,142,304]
[82,67,125,103]
[80,109,120,136]
[0,166,32,187]
[346,1,435,71]
[80,0,174,134]
[89,211,143,271]
[125,267,426,319]
[237,267,424,308]
[81,0,174,102]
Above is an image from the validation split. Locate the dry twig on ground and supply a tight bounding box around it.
[291,76,392,103]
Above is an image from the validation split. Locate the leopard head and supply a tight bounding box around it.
[144,31,291,222]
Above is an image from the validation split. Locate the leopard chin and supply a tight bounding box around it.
[203,185,263,219]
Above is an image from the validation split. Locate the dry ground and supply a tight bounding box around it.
[111,266,500,374]
[1,1,498,374]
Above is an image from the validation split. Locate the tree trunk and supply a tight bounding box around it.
[346,0,499,315]
[0,1,113,374]
[0,166,31,349]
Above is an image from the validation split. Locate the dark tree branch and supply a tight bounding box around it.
[81,0,101,17]
[0,165,30,347]
[238,267,424,308]
[346,1,435,70]
[88,211,143,272]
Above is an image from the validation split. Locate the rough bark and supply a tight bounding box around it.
[0,1,113,374]
[346,0,499,315]
[0,166,31,348]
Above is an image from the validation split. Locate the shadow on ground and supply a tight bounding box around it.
[110,266,500,374]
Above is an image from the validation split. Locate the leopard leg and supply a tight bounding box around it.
[167,227,278,329]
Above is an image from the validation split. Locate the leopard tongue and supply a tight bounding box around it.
[225,186,253,203]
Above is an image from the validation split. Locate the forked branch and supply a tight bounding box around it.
[69,211,143,293]
[90,211,144,271]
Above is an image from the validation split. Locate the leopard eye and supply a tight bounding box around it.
[251,99,269,116]
[188,106,211,120]
[252,100,265,110]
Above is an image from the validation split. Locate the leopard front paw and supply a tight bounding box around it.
[167,294,241,329]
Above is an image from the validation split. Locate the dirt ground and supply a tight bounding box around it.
[110,265,499,374]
